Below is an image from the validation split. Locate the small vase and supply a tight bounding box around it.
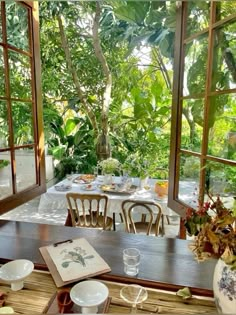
[103,174,113,185]
[213,258,236,314]
[139,176,149,189]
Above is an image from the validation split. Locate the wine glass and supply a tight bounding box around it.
[120,284,148,313]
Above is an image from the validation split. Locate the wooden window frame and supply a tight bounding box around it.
[0,1,46,213]
[169,1,236,217]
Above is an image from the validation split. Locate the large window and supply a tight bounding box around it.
[0,1,45,213]
[169,1,236,215]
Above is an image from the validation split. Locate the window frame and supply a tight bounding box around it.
[0,1,46,213]
[169,1,236,217]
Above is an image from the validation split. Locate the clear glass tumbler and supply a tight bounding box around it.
[123,248,140,276]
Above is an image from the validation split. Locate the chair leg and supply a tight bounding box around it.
[161,214,165,236]
[119,213,123,223]
[65,209,73,227]
[141,214,147,222]
[113,212,116,231]
[166,215,170,225]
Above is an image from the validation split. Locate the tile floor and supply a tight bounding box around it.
[0,195,180,237]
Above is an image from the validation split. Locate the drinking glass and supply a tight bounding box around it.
[123,248,140,276]
[93,166,98,181]
[120,284,148,313]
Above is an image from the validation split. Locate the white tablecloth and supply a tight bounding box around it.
[38,176,177,217]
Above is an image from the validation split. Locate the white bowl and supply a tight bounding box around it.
[70,280,109,314]
[0,259,34,291]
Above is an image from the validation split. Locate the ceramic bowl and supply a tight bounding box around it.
[70,280,109,314]
[0,259,34,291]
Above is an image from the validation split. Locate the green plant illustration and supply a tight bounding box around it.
[60,246,94,268]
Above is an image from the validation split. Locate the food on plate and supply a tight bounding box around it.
[73,174,95,184]
[100,184,116,191]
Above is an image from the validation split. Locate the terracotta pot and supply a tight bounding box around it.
[154,181,168,197]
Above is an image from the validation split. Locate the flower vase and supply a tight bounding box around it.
[139,176,149,189]
[103,174,113,185]
[213,258,236,314]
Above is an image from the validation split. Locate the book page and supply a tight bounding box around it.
[46,238,110,282]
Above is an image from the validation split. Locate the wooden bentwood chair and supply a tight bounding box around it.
[121,199,163,236]
[66,193,113,230]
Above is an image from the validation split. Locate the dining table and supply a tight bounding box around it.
[0,220,216,297]
[38,175,178,231]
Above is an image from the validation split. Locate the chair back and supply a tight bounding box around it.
[66,193,112,230]
[121,199,162,236]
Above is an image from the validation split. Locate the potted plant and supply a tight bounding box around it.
[184,194,236,313]
[154,180,169,197]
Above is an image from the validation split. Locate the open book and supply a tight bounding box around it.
[39,238,111,287]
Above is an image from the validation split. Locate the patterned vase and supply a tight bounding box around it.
[213,258,236,314]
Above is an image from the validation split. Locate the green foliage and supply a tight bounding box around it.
[0,160,10,169]
[39,1,173,180]
[54,156,82,180]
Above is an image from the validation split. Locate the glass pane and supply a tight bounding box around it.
[0,101,9,148]
[9,50,32,99]
[208,94,236,160]
[215,2,236,21]
[16,148,36,192]
[178,153,200,207]
[0,151,12,200]
[181,99,204,153]
[211,21,236,91]
[205,161,236,199]
[186,2,209,37]
[0,46,5,96]
[12,101,34,145]
[183,34,208,96]
[6,2,29,51]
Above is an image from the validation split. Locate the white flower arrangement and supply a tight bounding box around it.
[98,158,121,174]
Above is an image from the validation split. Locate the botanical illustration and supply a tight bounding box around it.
[46,238,110,282]
[60,246,94,268]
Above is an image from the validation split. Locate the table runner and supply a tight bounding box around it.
[0,270,216,314]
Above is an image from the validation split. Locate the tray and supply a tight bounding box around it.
[99,184,138,195]
[44,292,111,314]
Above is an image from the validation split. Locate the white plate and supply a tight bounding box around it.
[81,184,96,191]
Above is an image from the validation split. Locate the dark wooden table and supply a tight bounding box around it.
[0,220,215,296]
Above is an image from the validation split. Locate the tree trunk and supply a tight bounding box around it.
[92,1,113,159]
